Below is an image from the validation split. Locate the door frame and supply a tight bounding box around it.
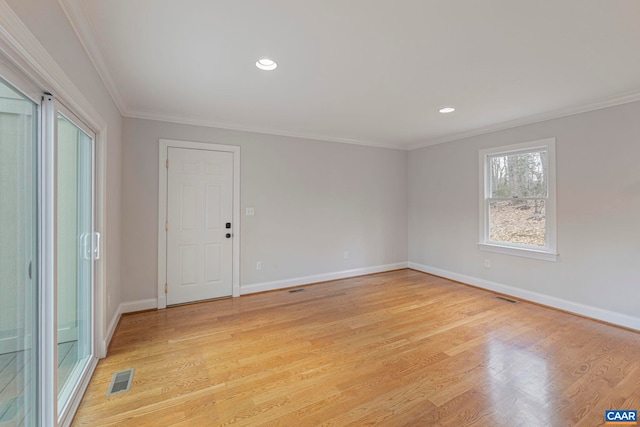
[158,139,241,308]
[1,5,108,424]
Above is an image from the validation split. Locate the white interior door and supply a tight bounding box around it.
[166,147,234,305]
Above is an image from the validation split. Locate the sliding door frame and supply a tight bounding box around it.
[44,95,99,426]
[1,2,109,425]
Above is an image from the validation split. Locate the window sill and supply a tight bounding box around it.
[478,243,558,262]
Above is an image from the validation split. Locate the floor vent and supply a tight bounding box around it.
[288,288,305,293]
[495,296,518,303]
[107,369,135,396]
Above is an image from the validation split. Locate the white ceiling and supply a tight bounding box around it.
[61,0,640,150]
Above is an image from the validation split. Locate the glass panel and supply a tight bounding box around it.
[489,150,547,198]
[0,78,37,426]
[489,199,546,247]
[56,113,93,414]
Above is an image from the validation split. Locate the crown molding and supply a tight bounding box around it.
[0,0,106,132]
[58,0,128,116]
[127,108,407,150]
[57,0,406,151]
[408,90,640,151]
[53,0,640,153]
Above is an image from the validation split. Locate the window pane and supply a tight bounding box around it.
[489,200,546,246]
[489,150,547,198]
[57,113,93,415]
[0,77,37,426]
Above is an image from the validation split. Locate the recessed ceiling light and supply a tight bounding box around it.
[256,58,277,71]
[439,107,456,113]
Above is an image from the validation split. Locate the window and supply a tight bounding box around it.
[479,138,557,261]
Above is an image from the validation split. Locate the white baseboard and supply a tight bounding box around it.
[241,262,409,295]
[102,305,122,358]
[408,262,640,331]
[101,298,157,357]
[120,298,158,313]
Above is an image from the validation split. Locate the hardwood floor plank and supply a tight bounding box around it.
[72,270,640,426]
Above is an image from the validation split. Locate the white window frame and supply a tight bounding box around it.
[478,138,558,261]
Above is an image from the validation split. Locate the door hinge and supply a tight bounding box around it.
[165,283,168,294]
[165,221,169,231]
[166,159,169,169]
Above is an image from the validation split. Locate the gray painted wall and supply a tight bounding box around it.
[122,118,408,302]
[408,100,640,319]
[7,0,124,324]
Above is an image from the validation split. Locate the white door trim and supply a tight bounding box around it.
[158,139,241,308]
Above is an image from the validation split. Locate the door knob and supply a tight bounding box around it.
[226,233,231,238]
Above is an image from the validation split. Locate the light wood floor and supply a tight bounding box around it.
[72,270,640,426]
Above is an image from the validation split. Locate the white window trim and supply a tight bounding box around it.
[478,137,558,261]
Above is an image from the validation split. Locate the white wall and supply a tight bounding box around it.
[122,118,408,303]
[6,0,124,330]
[409,101,640,326]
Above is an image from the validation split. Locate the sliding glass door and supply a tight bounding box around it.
[54,105,96,422]
[1,45,99,427]
[0,78,38,426]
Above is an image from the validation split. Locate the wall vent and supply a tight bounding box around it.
[495,296,518,303]
[107,369,135,396]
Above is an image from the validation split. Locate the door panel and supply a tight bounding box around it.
[0,77,37,426]
[205,244,222,282]
[55,109,94,417]
[167,148,233,305]
[180,184,197,230]
[179,245,198,286]
[205,184,222,230]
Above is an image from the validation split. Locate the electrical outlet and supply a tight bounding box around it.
[245,207,255,216]
[343,251,349,260]
[256,261,262,270]
[484,259,491,269]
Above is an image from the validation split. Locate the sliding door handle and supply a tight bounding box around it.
[81,233,92,260]
[93,232,101,260]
